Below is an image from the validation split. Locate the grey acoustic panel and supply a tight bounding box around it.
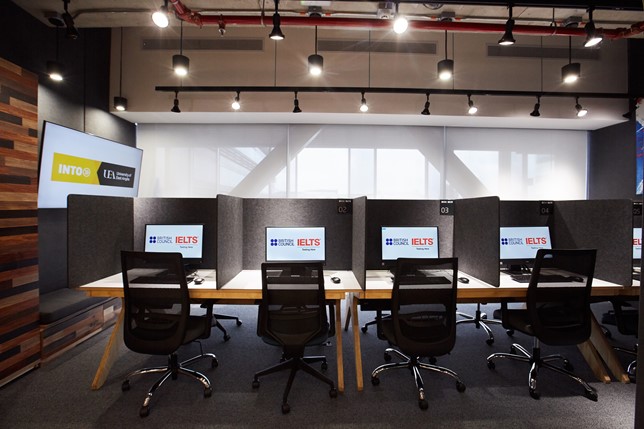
[352,197,367,290]
[243,199,352,270]
[454,197,500,286]
[38,209,68,294]
[133,198,217,268]
[500,201,552,228]
[365,200,454,269]
[217,195,244,287]
[68,195,133,288]
[554,199,632,285]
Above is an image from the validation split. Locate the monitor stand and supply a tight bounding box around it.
[504,264,529,276]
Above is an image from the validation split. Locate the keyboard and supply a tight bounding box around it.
[400,275,451,284]
[510,274,572,283]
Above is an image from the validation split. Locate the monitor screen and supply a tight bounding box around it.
[265,227,326,262]
[634,227,642,260]
[500,226,552,261]
[144,224,204,261]
[381,226,439,262]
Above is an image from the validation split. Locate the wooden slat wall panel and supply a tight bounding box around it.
[0,57,40,386]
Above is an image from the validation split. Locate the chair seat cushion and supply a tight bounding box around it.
[262,322,330,348]
[380,317,451,357]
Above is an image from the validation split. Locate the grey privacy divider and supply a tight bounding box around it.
[242,198,353,270]
[216,195,244,288]
[554,199,632,286]
[352,196,367,290]
[500,200,553,229]
[133,197,218,268]
[364,199,455,270]
[454,196,501,287]
[67,195,134,288]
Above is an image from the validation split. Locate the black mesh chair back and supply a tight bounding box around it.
[527,248,596,346]
[259,262,327,355]
[121,251,191,356]
[389,258,458,358]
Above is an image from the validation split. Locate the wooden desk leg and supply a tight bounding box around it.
[577,340,611,384]
[588,316,630,383]
[335,298,344,393]
[344,302,352,332]
[351,293,364,391]
[91,301,125,390]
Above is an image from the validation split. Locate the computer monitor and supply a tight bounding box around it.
[144,224,204,267]
[265,226,326,263]
[500,226,552,271]
[633,227,642,263]
[380,226,439,269]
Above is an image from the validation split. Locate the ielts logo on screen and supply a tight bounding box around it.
[501,236,547,246]
[270,237,319,247]
[148,235,198,245]
[175,236,199,244]
[634,238,642,246]
[386,237,434,246]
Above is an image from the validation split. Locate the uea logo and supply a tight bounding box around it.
[386,237,434,246]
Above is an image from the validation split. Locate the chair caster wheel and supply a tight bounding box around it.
[384,352,392,362]
[506,329,514,336]
[563,360,573,371]
[223,334,231,342]
[428,356,437,365]
[529,388,540,400]
[456,381,466,392]
[371,376,380,386]
[487,361,495,370]
[418,399,428,410]
[321,361,328,371]
[236,319,243,326]
[281,403,290,414]
[211,358,219,368]
[329,388,338,398]
[584,389,598,402]
[121,380,130,392]
[252,379,260,389]
[361,326,368,333]
[204,387,213,398]
[486,338,494,346]
[139,406,149,418]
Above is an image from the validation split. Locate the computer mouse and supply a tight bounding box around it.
[330,276,341,284]
[194,277,204,284]
[569,276,584,283]
[458,277,469,284]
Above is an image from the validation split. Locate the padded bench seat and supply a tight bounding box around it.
[39,288,108,324]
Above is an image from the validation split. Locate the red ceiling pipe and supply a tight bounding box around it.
[169,0,643,40]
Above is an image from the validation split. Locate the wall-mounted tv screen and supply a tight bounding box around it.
[500,226,552,261]
[265,227,326,262]
[634,227,642,261]
[144,224,204,263]
[37,121,143,208]
[381,226,439,262]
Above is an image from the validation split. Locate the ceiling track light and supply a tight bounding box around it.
[171,91,181,113]
[269,0,285,40]
[232,91,241,110]
[113,28,128,112]
[562,36,580,84]
[62,0,79,40]
[173,21,190,76]
[467,94,478,115]
[360,92,368,113]
[47,27,64,81]
[498,4,516,46]
[393,2,408,34]
[308,26,324,76]
[530,95,541,117]
[421,93,431,115]
[293,91,302,113]
[152,0,169,28]
[584,7,603,48]
[575,97,588,117]
[437,31,454,81]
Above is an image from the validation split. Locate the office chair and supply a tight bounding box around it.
[371,258,466,410]
[252,262,337,414]
[610,299,638,382]
[487,248,598,401]
[120,251,218,417]
[456,303,503,345]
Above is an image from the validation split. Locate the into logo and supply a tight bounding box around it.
[501,238,509,245]
[385,238,393,246]
[149,236,157,244]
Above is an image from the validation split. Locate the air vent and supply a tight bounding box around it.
[142,38,264,51]
[318,40,436,55]
[488,45,600,60]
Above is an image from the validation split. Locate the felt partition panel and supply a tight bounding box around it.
[243,199,352,270]
[454,197,500,286]
[352,197,367,290]
[217,195,244,287]
[133,198,217,268]
[500,200,553,228]
[554,199,632,285]
[68,195,133,287]
[365,200,454,270]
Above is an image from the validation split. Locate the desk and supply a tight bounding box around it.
[348,270,639,391]
[79,269,362,392]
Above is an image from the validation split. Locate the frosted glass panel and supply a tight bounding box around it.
[376,149,427,199]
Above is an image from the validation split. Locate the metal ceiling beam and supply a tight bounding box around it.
[332,0,644,11]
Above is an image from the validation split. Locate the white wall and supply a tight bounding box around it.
[137,123,587,200]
